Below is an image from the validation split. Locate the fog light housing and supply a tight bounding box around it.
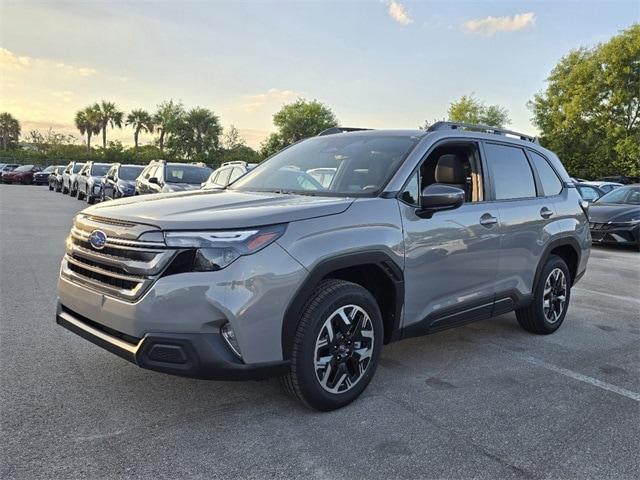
[221,322,242,358]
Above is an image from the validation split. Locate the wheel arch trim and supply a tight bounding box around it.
[281,250,404,360]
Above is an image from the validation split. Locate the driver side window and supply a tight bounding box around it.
[401,142,485,206]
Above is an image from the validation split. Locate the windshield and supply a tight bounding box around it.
[231,135,419,196]
[119,165,144,180]
[42,165,56,173]
[15,165,34,172]
[165,165,212,184]
[72,164,84,173]
[595,185,640,205]
[90,164,110,176]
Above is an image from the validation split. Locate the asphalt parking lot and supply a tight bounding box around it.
[1,184,639,480]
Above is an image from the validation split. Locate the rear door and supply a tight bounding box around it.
[483,142,556,308]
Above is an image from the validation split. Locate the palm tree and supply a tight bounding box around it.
[184,107,222,155]
[126,109,155,151]
[96,101,124,148]
[74,105,101,152]
[0,112,21,150]
[154,100,184,151]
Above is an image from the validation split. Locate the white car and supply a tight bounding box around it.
[202,161,256,190]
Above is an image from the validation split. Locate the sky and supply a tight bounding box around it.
[0,0,637,149]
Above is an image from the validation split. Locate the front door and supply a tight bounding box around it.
[399,141,501,335]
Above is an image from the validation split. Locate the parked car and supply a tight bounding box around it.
[34,165,63,186]
[56,122,590,411]
[136,160,212,195]
[100,163,145,201]
[0,163,20,183]
[1,164,42,184]
[580,181,623,194]
[202,161,257,190]
[588,184,640,249]
[75,162,111,204]
[575,182,605,203]
[61,162,85,195]
[48,166,66,191]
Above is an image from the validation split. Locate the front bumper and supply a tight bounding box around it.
[57,241,307,379]
[56,304,289,380]
[590,222,640,246]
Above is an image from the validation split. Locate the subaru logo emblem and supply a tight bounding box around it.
[89,230,107,250]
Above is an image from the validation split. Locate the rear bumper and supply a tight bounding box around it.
[56,303,289,381]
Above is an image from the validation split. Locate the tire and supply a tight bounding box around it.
[281,279,383,411]
[516,255,571,334]
[49,184,53,191]
[87,188,94,204]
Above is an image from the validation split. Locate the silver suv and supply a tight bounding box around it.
[56,123,591,411]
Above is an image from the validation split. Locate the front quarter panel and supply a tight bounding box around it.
[277,197,404,273]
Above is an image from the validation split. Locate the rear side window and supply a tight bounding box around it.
[484,143,536,200]
[229,167,244,183]
[217,168,232,186]
[530,151,562,196]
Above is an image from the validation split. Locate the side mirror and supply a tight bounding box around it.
[148,177,159,185]
[418,184,465,218]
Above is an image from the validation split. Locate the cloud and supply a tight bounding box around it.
[238,88,300,113]
[0,47,97,77]
[387,0,413,26]
[463,12,536,36]
[0,47,31,68]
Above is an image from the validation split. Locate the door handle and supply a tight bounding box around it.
[540,207,554,219]
[479,213,498,227]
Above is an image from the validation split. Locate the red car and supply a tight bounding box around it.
[1,164,42,184]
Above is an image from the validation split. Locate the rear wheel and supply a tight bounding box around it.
[516,255,570,334]
[281,279,383,411]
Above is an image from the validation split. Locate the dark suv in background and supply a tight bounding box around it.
[57,122,590,411]
[101,163,145,200]
[135,160,212,195]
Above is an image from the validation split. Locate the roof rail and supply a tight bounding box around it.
[427,121,538,144]
[317,127,373,136]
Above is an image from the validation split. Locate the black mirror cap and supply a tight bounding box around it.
[418,184,465,218]
[148,177,159,185]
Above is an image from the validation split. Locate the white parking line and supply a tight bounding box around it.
[521,354,640,402]
[574,287,640,304]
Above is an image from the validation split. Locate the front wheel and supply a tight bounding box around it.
[281,279,383,411]
[516,255,571,334]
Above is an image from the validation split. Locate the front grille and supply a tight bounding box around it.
[61,215,177,302]
[589,222,609,230]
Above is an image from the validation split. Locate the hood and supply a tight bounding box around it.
[84,189,355,230]
[588,203,640,223]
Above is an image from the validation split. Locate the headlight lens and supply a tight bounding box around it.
[164,224,287,271]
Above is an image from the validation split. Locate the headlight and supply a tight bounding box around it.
[164,224,287,271]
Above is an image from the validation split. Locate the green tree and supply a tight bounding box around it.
[74,105,101,152]
[529,25,640,178]
[126,109,155,152]
[0,112,21,150]
[96,101,124,148]
[259,132,284,158]
[27,128,77,154]
[154,100,184,152]
[273,98,338,145]
[445,94,511,127]
[168,107,222,161]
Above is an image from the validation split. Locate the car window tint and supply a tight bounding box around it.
[401,171,420,205]
[217,168,232,186]
[530,151,562,196]
[579,186,600,201]
[485,143,536,200]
